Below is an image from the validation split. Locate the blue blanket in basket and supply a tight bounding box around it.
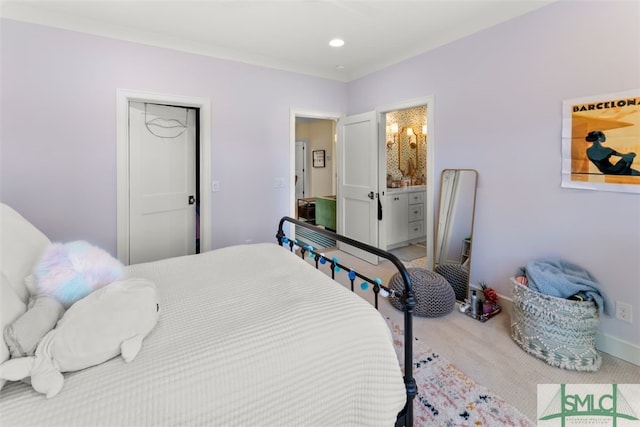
[518,258,611,316]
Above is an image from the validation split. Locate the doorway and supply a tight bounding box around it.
[292,112,339,248]
[116,89,212,265]
[127,102,198,264]
[378,97,435,269]
[289,97,434,268]
[381,105,427,250]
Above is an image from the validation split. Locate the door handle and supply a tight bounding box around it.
[367,191,375,200]
[188,195,196,205]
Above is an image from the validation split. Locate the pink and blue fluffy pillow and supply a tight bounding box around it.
[31,241,123,308]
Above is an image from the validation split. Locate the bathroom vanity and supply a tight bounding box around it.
[385,186,426,249]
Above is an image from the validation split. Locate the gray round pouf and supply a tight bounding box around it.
[434,263,469,302]
[389,268,456,317]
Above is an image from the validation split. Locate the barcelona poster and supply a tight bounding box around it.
[561,89,640,193]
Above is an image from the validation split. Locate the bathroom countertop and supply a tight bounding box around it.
[385,185,426,194]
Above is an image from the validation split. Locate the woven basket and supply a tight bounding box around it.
[510,277,601,371]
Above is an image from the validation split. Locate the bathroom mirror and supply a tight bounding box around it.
[398,127,419,179]
[433,169,478,302]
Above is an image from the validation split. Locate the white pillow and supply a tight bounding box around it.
[1,273,27,387]
[0,203,51,304]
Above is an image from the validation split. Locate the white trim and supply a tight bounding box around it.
[596,333,640,366]
[377,96,435,269]
[116,89,212,264]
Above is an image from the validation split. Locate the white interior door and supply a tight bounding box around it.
[128,102,197,264]
[337,111,379,264]
[295,140,307,200]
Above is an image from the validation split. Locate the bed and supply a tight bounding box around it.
[1,204,416,426]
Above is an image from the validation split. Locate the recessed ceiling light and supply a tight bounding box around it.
[336,65,345,70]
[329,38,344,47]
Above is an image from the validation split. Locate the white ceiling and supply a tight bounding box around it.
[1,0,553,82]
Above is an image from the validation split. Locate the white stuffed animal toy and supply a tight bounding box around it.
[4,240,124,358]
[0,278,160,398]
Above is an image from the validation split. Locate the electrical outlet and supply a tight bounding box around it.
[616,301,632,324]
[212,181,220,192]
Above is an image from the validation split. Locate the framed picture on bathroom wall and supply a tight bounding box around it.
[561,89,640,194]
[313,150,325,168]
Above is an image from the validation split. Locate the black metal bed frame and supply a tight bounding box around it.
[276,216,417,427]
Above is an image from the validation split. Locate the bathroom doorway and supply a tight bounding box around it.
[378,97,435,269]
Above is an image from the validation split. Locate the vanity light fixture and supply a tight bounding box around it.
[329,38,345,47]
[421,124,428,143]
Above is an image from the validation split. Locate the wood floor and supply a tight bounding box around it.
[308,248,640,422]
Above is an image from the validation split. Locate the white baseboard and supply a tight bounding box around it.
[596,333,640,366]
[499,293,639,367]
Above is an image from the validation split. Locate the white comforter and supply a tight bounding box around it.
[0,243,405,426]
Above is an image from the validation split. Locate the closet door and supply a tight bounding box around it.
[128,102,197,264]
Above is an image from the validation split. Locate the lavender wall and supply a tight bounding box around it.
[348,1,639,345]
[1,0,638,349]
[1,19,346,251]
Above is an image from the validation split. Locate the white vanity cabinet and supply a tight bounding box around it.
[407,191,425,241]
[385,188,426,249]
[386,193,408,246]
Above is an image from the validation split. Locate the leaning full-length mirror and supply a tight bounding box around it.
[433,169,478,301]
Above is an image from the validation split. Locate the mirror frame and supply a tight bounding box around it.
[433,169,478,302]
[397,127,419,178]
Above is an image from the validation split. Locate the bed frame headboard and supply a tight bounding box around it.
[276,216,416,427]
